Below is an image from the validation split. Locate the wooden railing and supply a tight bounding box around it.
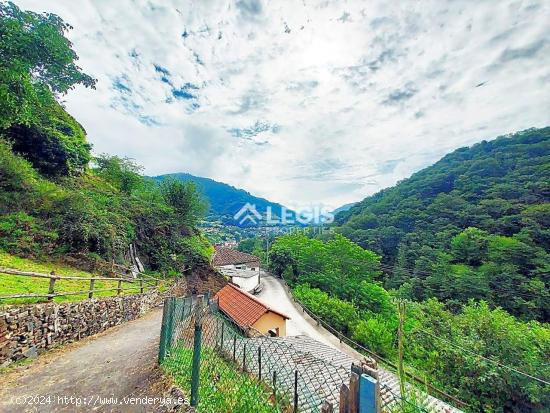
[0,267,163,301]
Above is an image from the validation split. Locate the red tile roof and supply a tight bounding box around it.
[214,284,289,328]
[213,247,261,267]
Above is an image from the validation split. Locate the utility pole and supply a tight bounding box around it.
[397,300,406,404]
[264,225,270,268]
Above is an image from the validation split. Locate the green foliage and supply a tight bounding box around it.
[0,144,210,273]
[159,178,208,227]
[163,347,283,413]
[154,172,288,227]
[294,284,359,334]
[0,2,96,129]
[0,2,95,177]
[0,212,57,256]
[0,251,147,305]
[269,233,381,285]
[407,300,550,412]
[93,154,144,194]
[351,317,396,358]
[337,128,550,321]
[281,232,550,412]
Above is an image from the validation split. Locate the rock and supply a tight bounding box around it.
[22,346,38,359]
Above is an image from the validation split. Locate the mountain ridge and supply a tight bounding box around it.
[153,172,290,225]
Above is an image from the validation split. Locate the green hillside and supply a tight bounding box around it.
[336,127,550,321]
[154,172,292,226]
[0,3,211,276]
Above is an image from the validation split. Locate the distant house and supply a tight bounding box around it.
[213,247,262,292]
[214,284,289,337]
[213,246,260,271]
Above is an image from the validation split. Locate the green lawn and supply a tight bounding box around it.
[0,251,150,305]
[163,347,286,413]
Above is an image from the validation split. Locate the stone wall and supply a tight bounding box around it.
[0,291,162,367]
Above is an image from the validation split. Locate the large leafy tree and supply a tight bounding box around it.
[0,2,96,176]
[0,2,96,128]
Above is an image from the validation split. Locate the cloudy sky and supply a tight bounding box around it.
[15,0,550,208]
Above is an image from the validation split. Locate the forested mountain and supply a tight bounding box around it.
[154,173,291,225]
[331,202,357,215]
[336,127,550,321]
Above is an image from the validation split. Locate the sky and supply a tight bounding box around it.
[14,0,550,209]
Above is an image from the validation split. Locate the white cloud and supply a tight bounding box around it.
[13,0,550,209]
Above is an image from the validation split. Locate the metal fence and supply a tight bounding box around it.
[158,295,363,412]
[157,294,442,413]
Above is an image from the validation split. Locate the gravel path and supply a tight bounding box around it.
[0,309,167,413]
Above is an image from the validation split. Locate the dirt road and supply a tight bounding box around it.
[0,309,165,412]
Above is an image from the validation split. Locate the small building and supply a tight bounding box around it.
[213,246,260,271]
[213,247,262,292]
[214,284,289,337]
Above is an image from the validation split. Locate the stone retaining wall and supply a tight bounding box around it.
[0,291,163,367]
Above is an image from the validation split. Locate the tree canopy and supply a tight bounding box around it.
[336,127,550,321]
[0,2,96,176]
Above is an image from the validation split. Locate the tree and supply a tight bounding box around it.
[159,178,208,227]
[93,155,144,194]
[0,2,96,129]
[451,227,489,266]
[1,2,96,176]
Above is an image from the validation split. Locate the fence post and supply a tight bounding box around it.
[88,276,95,299]
[258,346,262,380]
[158,297,172,363]
[165,297,176,351]
[117,279,122,295]
[340,383,350,413]
[220,324,225,351]
[359,374,379,413]
[293,370,299,413]
[47,272,56,301]
[350,372,360,413]
[322,400,334,413]
[273,371,277,401]
[190,317,203,407]
[140,279,144,294]
[242,342,247,372]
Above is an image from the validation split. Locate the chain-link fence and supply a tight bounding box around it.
[159,295,360,412]
[158,294,445,413]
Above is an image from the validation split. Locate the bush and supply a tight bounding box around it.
[0,212,57,256]
[351,317,396,358]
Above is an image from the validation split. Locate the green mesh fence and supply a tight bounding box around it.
[159,295,354,413]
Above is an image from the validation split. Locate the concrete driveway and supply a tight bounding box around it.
[256,273,366,358]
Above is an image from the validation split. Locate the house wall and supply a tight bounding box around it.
[252,311,286,337]
[231,274,260,293]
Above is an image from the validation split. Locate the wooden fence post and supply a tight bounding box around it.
[47,272,56,301]
[322,400,334,413]
[139,279,144,294]
[117,279,122,295]
[350,372,360,413]
[88,276,95,299]
[340,383,350,413]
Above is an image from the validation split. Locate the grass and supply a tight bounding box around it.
[0,251,151,305]
[163,347,286,413]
